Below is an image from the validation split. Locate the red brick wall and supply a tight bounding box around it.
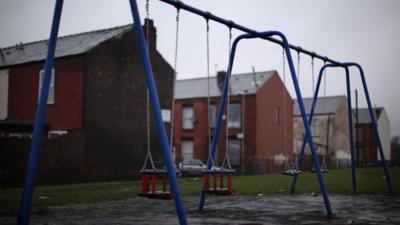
[7,57,84,130]
[174,95,248,165]
[174,73,293,174]
[255,73,293,173]
[358,124,377,163]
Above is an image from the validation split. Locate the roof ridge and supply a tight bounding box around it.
[295,94,346,100]
[1,23,132,50]
[177,70,275,81]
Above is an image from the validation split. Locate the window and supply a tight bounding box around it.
[228,139,241,166]
[275,107,280,125]
[181,140,194,160]
[48,130,68,139]
[162,109,171,123]
[38,69,55,104]
[209,104,217,128]
[182,106,194,129]
[228,103,241,128]
[311,121,319,137]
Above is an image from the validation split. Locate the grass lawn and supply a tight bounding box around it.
[0,167,399,211]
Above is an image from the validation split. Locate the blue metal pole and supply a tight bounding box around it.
[198,33,241,211]
[158,0,340,65]
[199,32,333,217]
[17,1,64,224]
[128,1,188,224]
[290,64,327,194]
[352,64,394,194]
[277,31,333,217]
[345,67,357,192]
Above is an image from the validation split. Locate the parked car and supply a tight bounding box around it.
[178,159,206,177]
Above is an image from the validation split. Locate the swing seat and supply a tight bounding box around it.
[310,168,328,173]
[138,191,173,200]
[281,169,302,176]
[202,187,234,195]
[138,168,179,200]
[201,168,235,195]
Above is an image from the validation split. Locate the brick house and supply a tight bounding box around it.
[0,20,174,185]
[355,107,391,165]
[293,95,353,169]
[173,71,293,174]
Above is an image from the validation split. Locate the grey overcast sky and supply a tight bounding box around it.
[1,0,400,136]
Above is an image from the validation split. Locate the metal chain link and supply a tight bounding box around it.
[282,48,290,169]
[169,9,180,154]
[223,27,233,169]
[311,57,315,95]
[143,0,155,170]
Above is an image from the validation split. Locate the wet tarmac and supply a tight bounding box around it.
[1,194,399,225]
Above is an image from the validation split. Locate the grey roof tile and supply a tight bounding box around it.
[175,71,276,99]
[0,24,132,68]
[293,95,346,115]
[356,107,383,124]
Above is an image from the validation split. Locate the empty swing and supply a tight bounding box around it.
[309,59,329,174]
[202,23,235,195]
[282,48,302,176]
[138,1,180,200]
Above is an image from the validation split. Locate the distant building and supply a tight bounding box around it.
[0,20,173,185]
[174,71,293,174]
[355,107,391,165]
[293,95,353,169]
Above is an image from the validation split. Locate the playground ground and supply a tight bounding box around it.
[0,194,399,225]
[0,168,399,224]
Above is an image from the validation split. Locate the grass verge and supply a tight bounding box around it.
[0,167,398,211]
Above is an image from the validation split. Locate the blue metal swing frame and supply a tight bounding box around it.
[290,63,394,194]
[199,32,333,216]
[17,0,392,224]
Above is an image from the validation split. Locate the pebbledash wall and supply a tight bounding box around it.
[0,20,174,186]
[293,95,353,170]
[173,71,294,174]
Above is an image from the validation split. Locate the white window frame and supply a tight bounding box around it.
[48,130,68,139]
[39,68,55,104]
[209,104,217,128]
[228,103,241,129]
[181,140,194,160]
[228,138,241,166]
[182,106,194,129]
[311,121,320,137]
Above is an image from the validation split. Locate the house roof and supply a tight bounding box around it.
[356,107,383,124]
[293,95,346,116]
[0,24,132,68]
[175,71,276,99]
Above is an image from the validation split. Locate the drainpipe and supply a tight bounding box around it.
[239,90,248,173]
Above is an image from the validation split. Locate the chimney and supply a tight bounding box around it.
[216,71,227,92]
[142,18,157,50]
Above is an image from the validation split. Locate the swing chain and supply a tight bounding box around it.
[205,19,215,168]
[142,0,155,170]
[311,56,315,95]
[170,8,180,152]
[297,50,300,83]
[222,26,234,170]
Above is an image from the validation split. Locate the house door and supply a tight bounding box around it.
[181,140,194,160]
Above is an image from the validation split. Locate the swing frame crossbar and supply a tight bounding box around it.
[17,0,393,225]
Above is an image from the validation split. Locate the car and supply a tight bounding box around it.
[178,159,206,177]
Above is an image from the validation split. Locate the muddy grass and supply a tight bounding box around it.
[1,194,399,225]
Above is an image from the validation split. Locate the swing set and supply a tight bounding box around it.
[18,0,394,225]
